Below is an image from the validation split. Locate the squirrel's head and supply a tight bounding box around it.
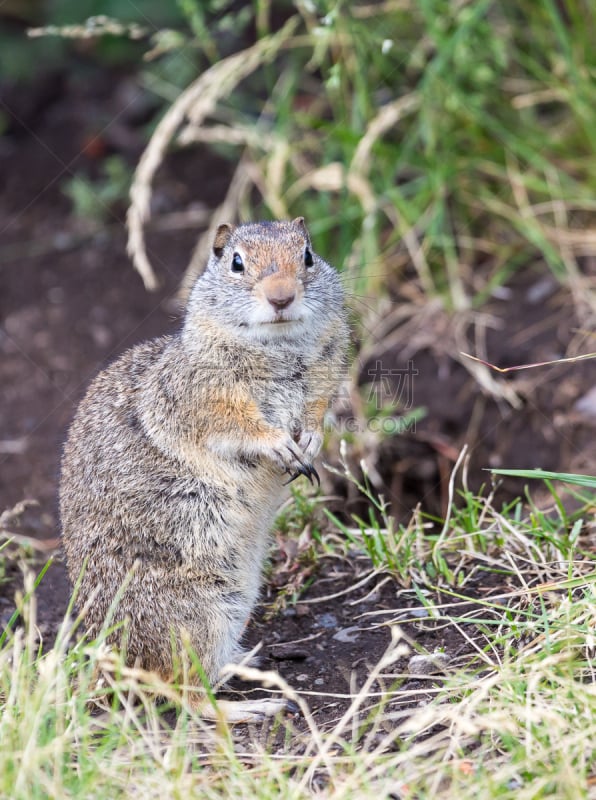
[186,218,343,344]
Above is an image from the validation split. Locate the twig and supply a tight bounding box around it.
[460,350,596,373]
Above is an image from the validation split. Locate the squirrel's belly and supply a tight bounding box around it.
[164,458,286,567]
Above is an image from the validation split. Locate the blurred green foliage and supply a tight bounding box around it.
[268,0,596,305]
[4,0,595,307]
[62,155,132,223]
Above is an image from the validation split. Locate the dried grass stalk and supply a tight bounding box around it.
[180,152,257,297]
[350,93,419,176]
[127,18,298,290]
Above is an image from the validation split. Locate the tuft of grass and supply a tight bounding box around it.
[114,0,596,316]
[323,457,430,587]
[29,3,596,317]
[325,444,595,592]
[1,473,595,798]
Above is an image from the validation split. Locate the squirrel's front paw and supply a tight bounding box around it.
[267,435,320,486]
[296,429,323,463]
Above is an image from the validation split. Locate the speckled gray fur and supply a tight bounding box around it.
[60,219,349,686]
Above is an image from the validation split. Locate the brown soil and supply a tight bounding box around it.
[1,61,594,728]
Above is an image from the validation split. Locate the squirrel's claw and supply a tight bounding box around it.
[283,466,309,485]
[283,463,320,487]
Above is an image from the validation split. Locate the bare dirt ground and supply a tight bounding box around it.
[1,62,595,728]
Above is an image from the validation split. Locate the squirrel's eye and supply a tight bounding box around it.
[304,248,314,268]
[231,252,244,273]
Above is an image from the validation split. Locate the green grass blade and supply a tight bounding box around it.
[490,469,596,489]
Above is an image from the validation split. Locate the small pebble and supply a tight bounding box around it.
[315,612,338,629]
[270,644,308,661]
[575,386,596,418]
[526,277,557,304]
[332,626,360,643]
[408,651,450,675]
[408,607,430,619]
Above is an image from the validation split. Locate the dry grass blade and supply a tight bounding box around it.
[1,485,595,797]
[181,152,257,296]
[460,350,596,373]
[296,626,410,793]
[350,93,419,175]
[126,18,298,290]
[286,162,377,216]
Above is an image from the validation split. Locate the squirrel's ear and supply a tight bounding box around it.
[292,216,311,243]
[213,223,236,258]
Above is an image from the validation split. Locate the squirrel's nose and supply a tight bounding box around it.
[267,290,295,310]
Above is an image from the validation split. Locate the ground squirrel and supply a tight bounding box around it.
[60,218,349,717]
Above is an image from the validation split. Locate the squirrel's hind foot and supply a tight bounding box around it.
[189,695,297,723]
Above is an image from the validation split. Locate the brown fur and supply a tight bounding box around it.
[60,218,349,688]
